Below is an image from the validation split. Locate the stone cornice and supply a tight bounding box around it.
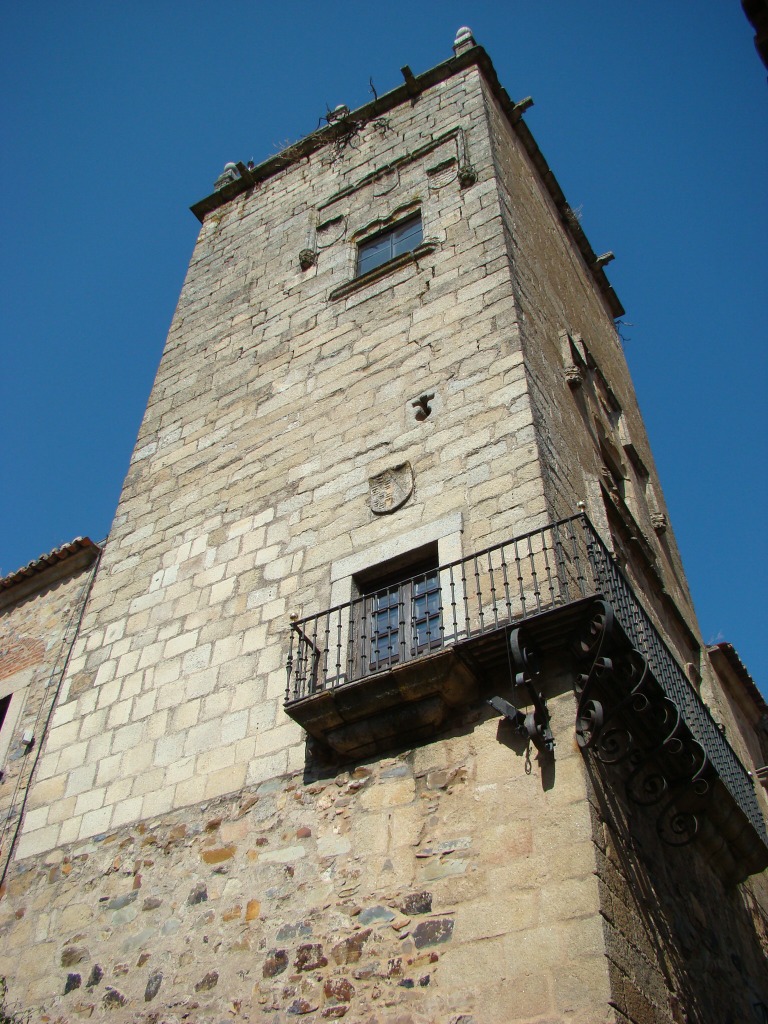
[190,45,624,320]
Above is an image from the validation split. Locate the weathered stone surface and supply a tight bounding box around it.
[358,905,395,925]
[295,943,328,971]
[331,929,371,965]
[412,918,455,948]
[102,987,126,1008]
[64,973,81,994]
[287,997,318,1014]
[263,949,289,978]
[276,920,313,941]
[201,844,235,864]
[399,891,432,915]
[194,970,218,992]
[85,964,103,989]
[323,977,355,1002]
[187,882,207,905]
[144,971,162,1001]
[107,891,137,910]
[61,945,89,967]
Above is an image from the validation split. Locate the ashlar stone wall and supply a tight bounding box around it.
[480,80,704,678]
[16,64,552,859]
[588,757,768,1024]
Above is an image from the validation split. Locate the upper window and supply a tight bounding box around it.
[356,214,423,277]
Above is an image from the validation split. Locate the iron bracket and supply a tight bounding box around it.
[488,628,554,752]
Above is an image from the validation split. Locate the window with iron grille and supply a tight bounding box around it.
[354,548,442,677]
[356,214,423,277]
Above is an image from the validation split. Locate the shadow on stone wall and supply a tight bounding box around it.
[585,757,768,1024]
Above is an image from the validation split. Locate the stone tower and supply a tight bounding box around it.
[1,28,767,1024]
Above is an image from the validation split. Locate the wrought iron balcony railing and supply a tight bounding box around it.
[286,516,592,699]
[285,514,767,857]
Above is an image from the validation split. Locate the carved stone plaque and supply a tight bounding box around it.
[369,462,413,515]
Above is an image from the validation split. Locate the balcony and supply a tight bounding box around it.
[284,515,768,881]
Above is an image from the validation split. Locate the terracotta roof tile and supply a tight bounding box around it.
[1,538,101,593]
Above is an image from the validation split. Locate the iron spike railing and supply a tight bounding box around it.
[286,516,590,701]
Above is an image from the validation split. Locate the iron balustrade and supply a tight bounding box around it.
[286,516,591,700]
[285,514,765,840]
[582,524,767,841]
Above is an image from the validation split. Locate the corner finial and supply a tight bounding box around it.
[453,26,475,54]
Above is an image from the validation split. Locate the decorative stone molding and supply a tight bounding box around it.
[298,249,317,271]
[213,163,240,191]
[564,364,585,388]
[457,164,477,188]
[453,26,475,54]
[329,241,438,301]
[411,392,435,421]
[650,512,668,534]
[593,251,615,269]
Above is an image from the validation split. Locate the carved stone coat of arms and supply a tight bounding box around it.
[368,462,414,515]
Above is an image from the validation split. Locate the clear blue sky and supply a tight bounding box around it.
[2,3,766,689]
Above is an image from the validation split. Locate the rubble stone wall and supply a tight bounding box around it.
[0,683,612,1024]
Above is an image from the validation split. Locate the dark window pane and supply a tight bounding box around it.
[357,214,422,276]
[0,693,10,730]
[392,217,422,256]
[357,547,441,674]
[357,234,393,275]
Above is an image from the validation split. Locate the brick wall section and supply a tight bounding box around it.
[0,557,98,878]
[0,637,46,682]
[0,679,613,1023]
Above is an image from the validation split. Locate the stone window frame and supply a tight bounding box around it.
[352,545,442,677]
[321,131,464,304]
[327,513,465,682]
[329,203,437,302]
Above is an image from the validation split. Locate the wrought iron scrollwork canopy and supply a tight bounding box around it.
[572,598,713,848]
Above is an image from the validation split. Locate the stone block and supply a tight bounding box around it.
[79,805,113,840]
[203,763,247,800]
[14,823,61,860]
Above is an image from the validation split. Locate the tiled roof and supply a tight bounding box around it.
[1,538,101,593]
